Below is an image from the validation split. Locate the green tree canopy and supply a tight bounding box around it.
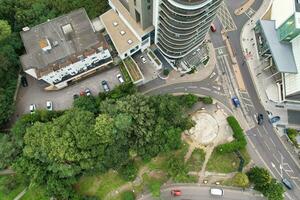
[0,20,11,41]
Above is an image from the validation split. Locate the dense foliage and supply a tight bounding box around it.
[286,128,300,148]
[0,0,109,127]
[247,167,284,200]
[216,116,247,153]
[9,93,196,198]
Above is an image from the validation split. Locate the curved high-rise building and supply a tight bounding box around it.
[153,0,222,59]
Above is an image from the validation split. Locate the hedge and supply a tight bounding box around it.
[216,116,247,153]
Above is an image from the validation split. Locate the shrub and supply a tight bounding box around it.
[121,191,135,200]
[163,68,170,76]
[148,179,162,197]
[119,160,138,181]
[231,172,249,188]
[177,94,198,108]
[216,116,246,153]
[286,128,299,148]
[199,96,213,104]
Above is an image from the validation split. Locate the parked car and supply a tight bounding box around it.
[85,88,91,96]
[257,113,264,125]
[29,104,36,114]
[80,91,86,96]
[73,94,79,99]
[210,188,224,196]
[102,80,110,92]
[231,96,241,108]
[282,178,293,190]
[117,74,125,83]
[46,101,53,111]
[269,116,280,124]
[210,24,216,32]
[141,56,147,63]
[21,76,28,87]
[170,189,181,196]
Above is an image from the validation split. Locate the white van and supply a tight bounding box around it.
[210,188,224,196]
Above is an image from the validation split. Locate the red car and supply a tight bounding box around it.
[210,24,216,32]
[171,189,181,196]
[80,91,86,96]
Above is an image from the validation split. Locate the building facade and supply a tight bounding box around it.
[153,0,222,59]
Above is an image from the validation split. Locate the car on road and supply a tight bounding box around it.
[21,76,28,87]
[80,91,86,96]
[210,24,216,32]
[29,104,36,114]
[117,74,125,83]
[282,178,293,190]
[210,188,224,196]
[46,101,53,111]
[102,80,110,92]
[269,116,280,124]
[140,56,147,63]
[85,88,91,96]
[231,96,240,108]
[257,113,264,125]
[170,189,181,196]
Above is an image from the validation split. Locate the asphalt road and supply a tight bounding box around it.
[140,0,300,199]
[140,186,264,200]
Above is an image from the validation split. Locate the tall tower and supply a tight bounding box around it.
[127,0,153,30]
[153,0,222,59]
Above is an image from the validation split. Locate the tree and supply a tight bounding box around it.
[0,20,11,41]
[247,167,271,191]
[178,94,198,108]
[199,96,213,104]
[121,191,135,200]
[119,160,138,181]
[231,172,249,188]
[264,179,284,200]
[73,96,99,114]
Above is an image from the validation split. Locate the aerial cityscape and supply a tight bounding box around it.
[0,0,300,200]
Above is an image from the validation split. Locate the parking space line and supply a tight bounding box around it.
[270,138,276,147]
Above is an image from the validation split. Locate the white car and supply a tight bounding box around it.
[46,101,53,111]
[85,88,91,96]
[141,56,147,63]
[29,104,36,114]
[117,74,125,83]
[210,188,224,196]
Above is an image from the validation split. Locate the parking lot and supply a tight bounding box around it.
[15,66,122,116]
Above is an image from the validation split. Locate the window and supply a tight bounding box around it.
[147,0,150,3]
[147,5,151,10]
[134,0,136,6]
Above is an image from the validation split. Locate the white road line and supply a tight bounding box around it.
[262,125,269,135]
[187,86,198,89]
[240,96,252,102]
[200,87,210,91]
[243,102,254,107]
[174,87,184,89]
[273,154,280,163]
[270,138,276,147]
[264,141,270,151]
[271,162,281,176]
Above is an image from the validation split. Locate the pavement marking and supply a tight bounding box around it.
[262,125,269,135]
[243,102,254,107]
[187,86,198,89]
[217,1,237,32]
[200,87,211,91]
[264,141,270,151]
[174,87,184,89]
[270,138,276,147]
[273,153,280,163]
[271,162,281,176]
[212,85,221,90]
[257,128,263,137]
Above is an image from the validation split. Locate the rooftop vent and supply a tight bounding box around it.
[113,22,118,26]
[62,24,73,35]
[120,30,126,35]
[39,38,52,52]
[127,39,133,44]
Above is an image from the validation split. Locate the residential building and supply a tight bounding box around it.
[20,8,113,90]
[101,0,221,62]
[255,0,300,102]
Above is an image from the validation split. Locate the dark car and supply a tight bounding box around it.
[282,178,293,190]
[21,76,28,87]
[232,96,241,108]
[210,24,216,32]
[269,116,280,124]
[102,80,110,92]
[257,113,264,125]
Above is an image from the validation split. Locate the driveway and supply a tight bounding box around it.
[15,66,122,116]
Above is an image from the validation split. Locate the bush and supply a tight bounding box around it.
[216,116,247,154]
[121,191,135,200]
[231,172,249,188]
[119,160,138,181]
[163,68,170,76]
[199,96,213,104]
[177,94,198,108]
[286,128,299,148]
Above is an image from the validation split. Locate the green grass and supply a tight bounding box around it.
[206,148,250,173]
[123,57,142,82]
[76,170,126,199]
[22,186,48,200]
[0,175,26,200]
[186,148,206,172]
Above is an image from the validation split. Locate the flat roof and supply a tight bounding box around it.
[271,0,295,28]
[110,0,154,38]
[20,8,99,71]
[259,20,298,73]
[101,9,139,55]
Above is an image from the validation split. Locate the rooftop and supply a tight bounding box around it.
[20,8,99,71]
[101,9,139,56]
[259,20,297,73]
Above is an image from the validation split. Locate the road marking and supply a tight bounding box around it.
[262,125,269,135]
[273,153,280,163]
[270,138,276,147]
[200,87,210,91]
[174,87,184,89]
[264,142,270,150]
[187,86,198,89]
[271,162,281,176]
[240,96,252,102]
[212,86,221,90]
[257,128,263,137]
[243,102,254,107]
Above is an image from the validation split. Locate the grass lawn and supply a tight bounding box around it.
[186,148,206,172]
[206,148,250,173]
[22,186,48,200]
[75,170,126,199]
